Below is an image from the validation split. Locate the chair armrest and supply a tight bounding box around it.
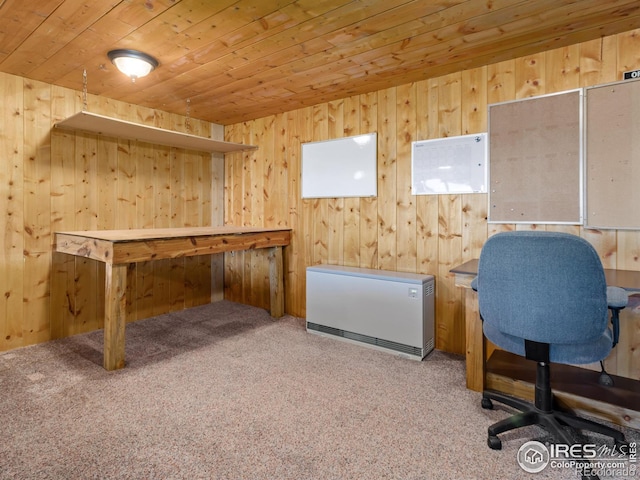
[606,286,626,349]
[471,276,478,291]
[607,286,628,309]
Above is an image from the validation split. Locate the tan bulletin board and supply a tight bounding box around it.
[488,89,583,224]
[585,78,640,229]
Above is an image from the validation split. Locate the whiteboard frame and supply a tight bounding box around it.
[301,132,377,199]
[411,133,488,195]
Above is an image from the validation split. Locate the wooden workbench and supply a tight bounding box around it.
[55,226,291,370]
[451,259,640,429]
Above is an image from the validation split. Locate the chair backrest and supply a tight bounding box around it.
[477,231,608,345]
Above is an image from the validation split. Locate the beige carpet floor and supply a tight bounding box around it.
[1,300,637,479]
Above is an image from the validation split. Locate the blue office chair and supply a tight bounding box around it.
[474,231,626,453]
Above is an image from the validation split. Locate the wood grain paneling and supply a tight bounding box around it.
[225,28,640,368]
[1,25,640,382]
[377,88,397,272]
[0,73,220,350]
[4,1,640,125]
[0,72,25,351]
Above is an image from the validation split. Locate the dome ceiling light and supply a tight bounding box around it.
[107,49,158,82]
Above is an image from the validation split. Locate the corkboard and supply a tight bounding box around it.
[488,90,583,224]
[585,79,640,229]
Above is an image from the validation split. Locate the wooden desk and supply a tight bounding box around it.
[451,259,640,428]
[55,227,291,370]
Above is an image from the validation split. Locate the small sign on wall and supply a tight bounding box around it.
[411,133,487,195]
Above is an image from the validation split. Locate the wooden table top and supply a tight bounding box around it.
[55,226,292,264]
[55,226,292,242]
[451,259,640,292]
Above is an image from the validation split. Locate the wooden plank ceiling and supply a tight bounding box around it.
[1,0,640,125]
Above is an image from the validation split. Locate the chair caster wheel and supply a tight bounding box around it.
[598,372,614,387]
[488,435,502,450]
[481,397,493,409]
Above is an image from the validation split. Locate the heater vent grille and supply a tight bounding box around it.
[307,322,424,357]
[424,282,435,297]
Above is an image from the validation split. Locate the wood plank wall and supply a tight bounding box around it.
[2,28,640,381]
[224,28,640,378]
[0,75,221,352]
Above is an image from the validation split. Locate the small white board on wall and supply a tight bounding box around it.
[411,133,487,195]
[301,132,377,198]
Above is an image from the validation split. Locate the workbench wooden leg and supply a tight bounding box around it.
[465,290,485,391]
[104,263,127,370]
[268,246,284,318]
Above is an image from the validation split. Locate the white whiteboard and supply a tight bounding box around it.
[411,133,487,195]
[301,133,377,198]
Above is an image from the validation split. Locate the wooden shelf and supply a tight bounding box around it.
[54,111,257,154]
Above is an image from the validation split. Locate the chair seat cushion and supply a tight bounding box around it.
[483,322,613,365]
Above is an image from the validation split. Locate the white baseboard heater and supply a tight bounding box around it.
[306,265,435,360]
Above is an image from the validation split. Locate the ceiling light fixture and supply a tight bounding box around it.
[107,49,158,82]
